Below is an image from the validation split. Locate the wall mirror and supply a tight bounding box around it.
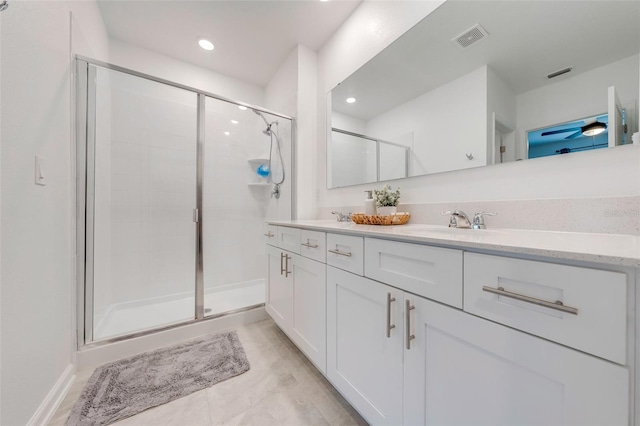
[327,0,640,188]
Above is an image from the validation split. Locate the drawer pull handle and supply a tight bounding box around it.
[386,293,396,338]
[285,254,292,278]
[406,299,415,349]
[301,240,319,249]
[264,232,274,238]
[328,248,352,257]
[482,286,578,315]
[280,252,286,276]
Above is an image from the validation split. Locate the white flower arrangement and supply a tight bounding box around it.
[374,184,401,207]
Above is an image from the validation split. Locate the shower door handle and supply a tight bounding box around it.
[193,208,199,223]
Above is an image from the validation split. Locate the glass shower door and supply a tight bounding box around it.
[88,65,198,341]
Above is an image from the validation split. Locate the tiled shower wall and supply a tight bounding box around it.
[203,98,292,291]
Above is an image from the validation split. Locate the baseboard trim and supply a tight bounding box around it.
[27,364,76,426]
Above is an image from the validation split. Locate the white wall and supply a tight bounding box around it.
[316,0,640,214]
[295,45,318,220]
[266,47,298,117]
[265,44,318,220]
[1,1,109,424]
[110,39,264,108]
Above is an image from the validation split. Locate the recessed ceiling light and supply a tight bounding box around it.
[224,131,230,136]
[346,97,356,104]
[231,120,239,124]
[238,106,248,111]
[198,38,214,51]
[320,0,329,2]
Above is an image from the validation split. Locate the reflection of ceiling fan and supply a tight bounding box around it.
[541,119,608,139]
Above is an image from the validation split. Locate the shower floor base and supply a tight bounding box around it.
[93,279,265,341]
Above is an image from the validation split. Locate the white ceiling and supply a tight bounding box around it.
[97,0,362,87]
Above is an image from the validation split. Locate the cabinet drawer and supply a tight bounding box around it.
[300,230,326,263]
[326,233,364,276]
[276,226,301,254]
[464,252,627,364]
[263,224,278,246]
[365,238,463,308]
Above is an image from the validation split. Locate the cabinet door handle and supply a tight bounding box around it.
[386,292,396,338]
[280,252,286,276]
[285,254,292,278]
[482,286,578,315]
[301,240,318,249]
[328,248,352,257]
[264,232,274,238]
[406,299,415,349]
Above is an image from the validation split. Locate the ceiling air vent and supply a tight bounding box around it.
[452,24,489,49]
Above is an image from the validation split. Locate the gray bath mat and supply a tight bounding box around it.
[67,331,250,426]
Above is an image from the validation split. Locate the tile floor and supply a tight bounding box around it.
[49,319,368,426]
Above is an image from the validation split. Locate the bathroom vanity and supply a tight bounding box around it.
[264,220,639,425]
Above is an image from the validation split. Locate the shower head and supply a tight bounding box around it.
[252,109,270,127]
[0,1,9,12]
[252,109,275,136]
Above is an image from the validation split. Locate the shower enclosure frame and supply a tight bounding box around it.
[75,55,296,349]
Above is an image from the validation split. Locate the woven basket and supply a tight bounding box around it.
[350,212,411,226]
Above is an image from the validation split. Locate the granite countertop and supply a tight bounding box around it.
[267,220,640,267]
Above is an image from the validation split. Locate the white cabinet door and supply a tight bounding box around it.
[404,294,629,426]
[327,266,403,425]
[265,244,292,330]
[290,254,327,373]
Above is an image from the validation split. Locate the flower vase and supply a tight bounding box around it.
[377,206,397,216]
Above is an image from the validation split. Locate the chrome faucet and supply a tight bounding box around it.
[472,212,497,229]
[331,211,352,222]
[442,210,472,229]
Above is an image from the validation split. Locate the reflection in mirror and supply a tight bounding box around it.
[528,114,609,159]
[329,128,408,188]
[328,1,640,188]
[329,130,376,188]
